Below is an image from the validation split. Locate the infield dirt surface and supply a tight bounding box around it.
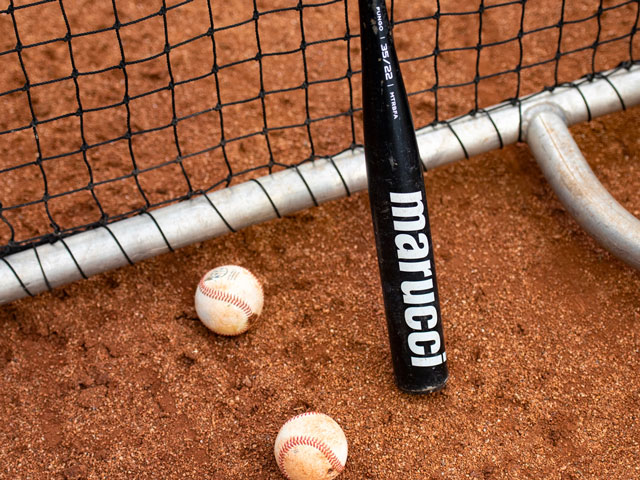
[0,1,639,478]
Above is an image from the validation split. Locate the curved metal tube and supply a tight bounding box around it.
[525,104,640,270]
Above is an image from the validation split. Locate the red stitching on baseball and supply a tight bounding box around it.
[277,434,345,479]
[198,277,255,320]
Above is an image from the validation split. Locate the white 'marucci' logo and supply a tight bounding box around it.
[390,191,446,367]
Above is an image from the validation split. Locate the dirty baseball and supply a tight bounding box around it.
[274,412,348,480]
[194,265,264,336]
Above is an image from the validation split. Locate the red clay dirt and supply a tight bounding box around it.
[0,1,639,479]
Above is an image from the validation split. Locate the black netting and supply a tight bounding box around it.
[0,0,638,257]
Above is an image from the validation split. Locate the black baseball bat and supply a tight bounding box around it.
[359,0,448,393]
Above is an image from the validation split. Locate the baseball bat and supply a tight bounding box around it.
[358,0,448,393]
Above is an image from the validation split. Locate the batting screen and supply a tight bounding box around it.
[1,0,638,257]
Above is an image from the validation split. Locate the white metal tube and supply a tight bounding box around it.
[415,65,640,169]
[525,105,640,269]
[0,65,638,304]
[0,148,368,303]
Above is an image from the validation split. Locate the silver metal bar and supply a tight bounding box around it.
[0,148,368,304]
[0,65,638,304]
[525,104,640,269]
[416,65,640,169]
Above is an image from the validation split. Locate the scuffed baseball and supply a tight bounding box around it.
[194,265,264,336]
[274,412,348,480]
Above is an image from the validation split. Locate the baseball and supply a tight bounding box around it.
[194,265,264,336]
[274,412,348,480]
